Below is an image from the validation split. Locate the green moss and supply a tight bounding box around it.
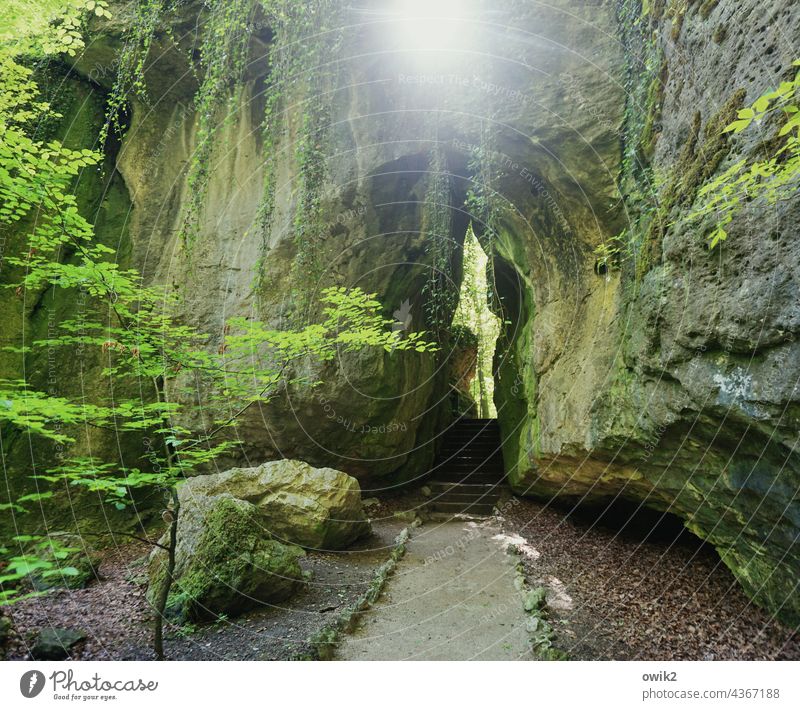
[510,553,569,660]
[718,547,800,628]
[668,1,687,41]
[149,498,305,624]
[303,527,410,660]
[635,88,746,279]
[639,60,669,160]
[699,0,720,20]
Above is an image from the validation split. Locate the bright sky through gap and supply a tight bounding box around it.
[391,0,475,53]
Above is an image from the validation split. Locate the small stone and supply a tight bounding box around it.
[392,510,417,523]
[525,617,541,633]
[31,628,85,660]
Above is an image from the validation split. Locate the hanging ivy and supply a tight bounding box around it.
[421,140,456,335]
[465,119,501,317]
[179,0,259,246]
[100,0,168,147]
[254,1,345,319]
[102,1,347,307]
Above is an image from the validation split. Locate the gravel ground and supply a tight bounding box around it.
[4,490,796,661]
[499,495,800,660]
[3,521,405,661]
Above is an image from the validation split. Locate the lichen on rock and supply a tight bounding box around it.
[147,495,305,623]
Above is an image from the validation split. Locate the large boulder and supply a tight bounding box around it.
[180,459,371,550]
[148,495,305,623]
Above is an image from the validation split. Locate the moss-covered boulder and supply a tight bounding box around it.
[180,459,371,549]
[147,496,305,623]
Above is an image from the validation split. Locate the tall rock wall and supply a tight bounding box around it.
[2,0,797,623]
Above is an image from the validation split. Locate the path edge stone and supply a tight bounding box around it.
[294,527,411,660]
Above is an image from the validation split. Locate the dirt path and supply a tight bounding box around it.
[335,519,532,660]
[4,521,406,661]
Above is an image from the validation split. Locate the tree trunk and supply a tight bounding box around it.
[153,489,179,661]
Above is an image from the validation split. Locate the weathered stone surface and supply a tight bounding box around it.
[148,495,305,623]
[493,0,800,626]
[177,460,370,549]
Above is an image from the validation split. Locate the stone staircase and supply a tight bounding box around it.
[428,418,505,516]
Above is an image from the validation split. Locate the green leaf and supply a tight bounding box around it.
[753,96,770,114]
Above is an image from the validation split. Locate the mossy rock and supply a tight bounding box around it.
[178,460,371,550]
[147,496,305,623]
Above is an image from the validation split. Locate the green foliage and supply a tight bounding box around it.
[465,120,500,309]
[688,60,800,248]
[0,537,80,606]
[256,1,345,313]
[0,0,110,56]
[593,230,633,273]
[180,0,258,244]
[100,0,166,145]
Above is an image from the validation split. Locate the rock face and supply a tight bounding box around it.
[148,495,306,622]
[147,459,369,620]
[179,460,371,549]
[490,0,800,626]
[3,0,799,625]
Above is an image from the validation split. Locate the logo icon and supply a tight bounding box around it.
[391,299,412,351]
[20,670,45,699]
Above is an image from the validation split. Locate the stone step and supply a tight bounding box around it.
[431,501,497,516]
[429,419,505,495]
[436,462,505,473]
[429,482,501,493]
[434,474,506,485]
[432,491,502,505]
[430,457,503,468]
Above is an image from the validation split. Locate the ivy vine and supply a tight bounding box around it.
[180,0,259,246]
[100,0,168,147]
[421,140,456,335]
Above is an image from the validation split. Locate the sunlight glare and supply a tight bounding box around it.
[392,0,474,54]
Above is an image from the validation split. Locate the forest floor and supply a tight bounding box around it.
[3,491,798,661]
[4,520,406,661]
[499,496,800,660]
